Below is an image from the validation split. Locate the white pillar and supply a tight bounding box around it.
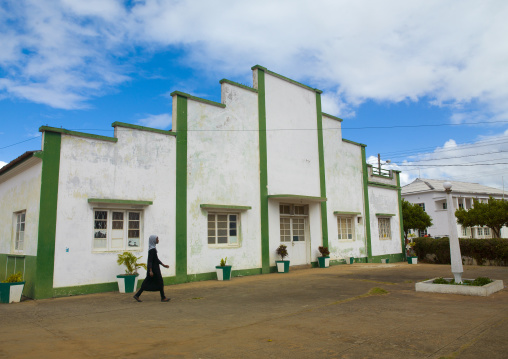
[444,182,463,283]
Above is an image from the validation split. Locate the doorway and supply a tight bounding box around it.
[279,204,309,265]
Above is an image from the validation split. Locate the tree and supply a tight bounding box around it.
[455,197,508,238]
[402,199,433,240]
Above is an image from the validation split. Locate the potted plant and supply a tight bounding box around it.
[317,246,330,268]
[346,256,354,264]
[215,257,232,281]
[276,244,290,273]
[116,252,147,293]
[0,272,25,303]
[407,242,418,264]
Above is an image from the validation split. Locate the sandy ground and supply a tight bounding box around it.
[1,263,507,358]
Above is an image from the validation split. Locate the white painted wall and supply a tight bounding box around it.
[185,83,262,274]
[0,160,42,256]
[53,128,176,287]
[323,130,367,260]
[264,73,321,197]
[369,186,403,256]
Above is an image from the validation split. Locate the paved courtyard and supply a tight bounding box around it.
[1,263,507,358]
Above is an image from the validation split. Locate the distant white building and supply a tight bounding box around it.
[402,178,508,239]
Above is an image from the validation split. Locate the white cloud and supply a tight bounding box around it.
[0,161,7,169]
[137,114,172,129]
[1,0,508,124]
[390,131,508,189]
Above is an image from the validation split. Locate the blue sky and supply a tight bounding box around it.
[1,0,508,189]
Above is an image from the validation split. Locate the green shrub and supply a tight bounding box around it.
[433,277,449,284]
[413,237,508,266]
[2,272,23,283]
[117,252,147,274]
[472,277,493,286]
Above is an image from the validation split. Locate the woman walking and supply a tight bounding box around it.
[133,235,170,302]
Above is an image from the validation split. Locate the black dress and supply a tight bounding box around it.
[136,248,165,297]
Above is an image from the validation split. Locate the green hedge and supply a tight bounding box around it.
[413,237,508,266]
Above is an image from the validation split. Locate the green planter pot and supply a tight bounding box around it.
[407,256,418,264]
[317,256,330,268]
[347,257,354,264]
[0,281,25,303]
[381,258,390,264]
[116,274,139,293]
[276,260,290,273]
[215,265,232,281]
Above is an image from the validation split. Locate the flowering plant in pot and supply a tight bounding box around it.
[276,244,290,273]
[318,246,330,268]
[216,257,232,281]
[0,272,25,303]
[116,252,147,293]
[407,242,418,264]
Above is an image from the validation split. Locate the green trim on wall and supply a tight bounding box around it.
[0,151,41,177]
[368,181,400,190]
[251,65,323,94]
[361,147,372,260]
[174,94,189,282]
[334,211,361,215]
[316,92,329,248]
[39,126,117,143]
[256,68,270,274]
[342,138,367,147]
[376,213,396,217]
[396,172,406,259]
[322,112,343,122]
[53,282,119,297]
[267,194,327,202]
[170,91,226,109]
[200,204,252,211]
[219,79,258,93]
[35,131,61,299]
[88,198,153,206]
[369,253,405,263]
[111,122,176,136]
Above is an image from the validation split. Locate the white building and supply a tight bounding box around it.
[0,65,404,299]
[402,178,508,239]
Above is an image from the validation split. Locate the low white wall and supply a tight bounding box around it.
[0,161,42,256]
[186,83,262,274]
[53,128,176,288]
[369,186,402,256]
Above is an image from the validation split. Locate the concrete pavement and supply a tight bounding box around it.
[1,263,507,358]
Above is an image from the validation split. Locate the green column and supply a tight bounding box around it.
[315,92,329,247]
[35,131,61,299]
[256,68,270,274]
[361,147,372,260]
[396,171,406,259]
[175,95,188,282]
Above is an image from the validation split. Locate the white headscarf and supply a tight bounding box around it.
[148,235,158,250]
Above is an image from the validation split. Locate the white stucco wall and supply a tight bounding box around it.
[185,83,262,274]
[53,128,176,288]
[369,186,403,256]
[264,73,321,197]
[323,130,367,260]
[0,160,42,256]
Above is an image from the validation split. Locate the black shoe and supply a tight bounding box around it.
[161,297,171,302]
[133,295,142,302]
